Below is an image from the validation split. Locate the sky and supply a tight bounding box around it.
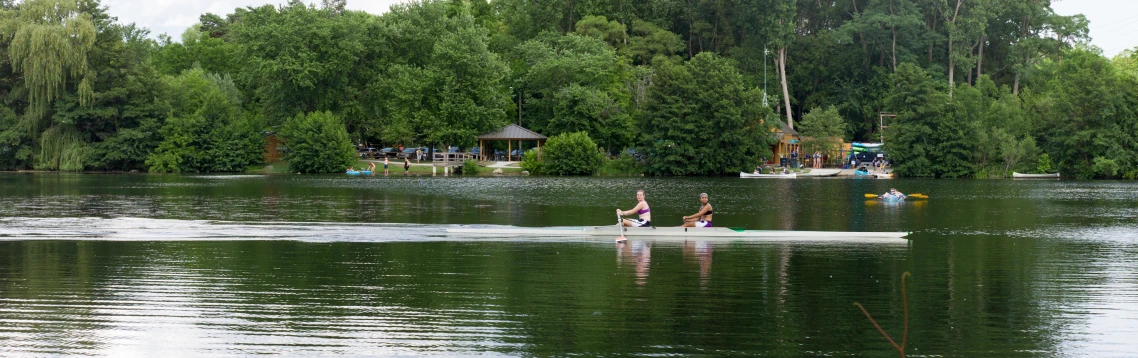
[101,0,408,39]
[103,0,1136,58]
[1052,0,1138,57]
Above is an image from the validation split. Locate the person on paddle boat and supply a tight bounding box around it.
[880,188,906,200]
[617,190,652,227]
[682,193,714,228]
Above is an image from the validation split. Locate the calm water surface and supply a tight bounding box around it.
[1,173,1136,356]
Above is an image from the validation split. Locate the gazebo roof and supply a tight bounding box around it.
[778,121,799,136]
[478,124,547,140]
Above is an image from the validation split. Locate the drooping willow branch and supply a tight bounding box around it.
[2,0,97,117]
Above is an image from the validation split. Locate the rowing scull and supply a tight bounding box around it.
[447,226,909,243]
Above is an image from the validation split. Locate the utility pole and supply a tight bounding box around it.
[878,112,895,144]
[762,47,769,108]
[511,87,521,126]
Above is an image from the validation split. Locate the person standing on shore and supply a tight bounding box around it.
[384,157,390,176]
[404,158,410,175]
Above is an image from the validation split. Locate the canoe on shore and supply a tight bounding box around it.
[447,226,909,243]
[1012,172,1059,179]
[740,171,797,179]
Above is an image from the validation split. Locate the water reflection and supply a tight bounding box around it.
[2,174,1138,355]
[617,241,652,286]
[682,240,713,289]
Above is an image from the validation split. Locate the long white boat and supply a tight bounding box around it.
[1012,172,1060,179]
[740,171,797,178]
[447,226,910,243]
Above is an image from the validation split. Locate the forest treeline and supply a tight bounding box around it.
[1,0,1136,177]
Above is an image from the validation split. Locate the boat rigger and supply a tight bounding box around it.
[447,226,910,243]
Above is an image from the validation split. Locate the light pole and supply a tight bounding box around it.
[763,47,769,108]
[511,87,521,126]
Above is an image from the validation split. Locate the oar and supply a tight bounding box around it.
[615,213,627,243]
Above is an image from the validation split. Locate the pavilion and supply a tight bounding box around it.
[476,124,547,161]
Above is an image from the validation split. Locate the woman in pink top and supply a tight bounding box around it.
[617,190,652,227]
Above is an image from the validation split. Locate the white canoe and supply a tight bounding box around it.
[1012,172,1059,179]
[740,171,797,178]
[447,226,909,243]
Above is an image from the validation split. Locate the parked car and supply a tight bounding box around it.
[447,146,460,153]
[468,147,481,155]
[378,148,398,158]
[357,147,377,158]
[396,147,419,159]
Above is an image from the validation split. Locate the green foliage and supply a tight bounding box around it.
[462,159,481,175]
[35,126,87,171]
[0,0,1131,180]
[512,33,633,150]
[279,111,356,174]
[2,0,97,116]
[540,131,603,175]
[640,52,774,176]
[598,153,644,176]
[145,68,262,173]
[885,63,973,178]
[1036,153,1053,174]
[797,106,847,159]
[520,148,542,173]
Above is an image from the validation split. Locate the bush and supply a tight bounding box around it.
[520,149,542,173]
[462,158,481,175]
[598,152,644,176]
[280,111,356,173]
[1036,153,1053,174]
[542,131,604,175]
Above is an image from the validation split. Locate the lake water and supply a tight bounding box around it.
[0,173,1136,356]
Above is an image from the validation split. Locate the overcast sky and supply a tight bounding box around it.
[105,0,1136,58]
[1052,0,1138,57]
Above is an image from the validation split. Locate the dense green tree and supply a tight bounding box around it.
[145,68,261,173]
[537,131,604,175]
[231,2,376,125]
[1031,50,1138,179]
[511,32,633,150]
[884,63,947,177]
[797,106,848,160]
[640,52,774,176]
[279,111,355,173]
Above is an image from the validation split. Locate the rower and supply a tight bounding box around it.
[682,193,713,228]
[617,190,652,227]
[880,188,906,200]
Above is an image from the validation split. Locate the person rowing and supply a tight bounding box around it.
[880,188,906,201]
[682,193,713,228]
[617,190,652,227]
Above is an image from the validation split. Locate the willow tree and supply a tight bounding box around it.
[1,0,96,170]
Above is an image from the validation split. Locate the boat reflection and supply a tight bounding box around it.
[682,240,713,289]
[617,240,651,286]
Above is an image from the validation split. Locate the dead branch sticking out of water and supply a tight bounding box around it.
[853,272,911,358]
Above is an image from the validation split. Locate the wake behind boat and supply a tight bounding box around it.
[447,226,909,243]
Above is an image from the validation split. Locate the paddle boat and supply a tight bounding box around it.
[346,170,373,175]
